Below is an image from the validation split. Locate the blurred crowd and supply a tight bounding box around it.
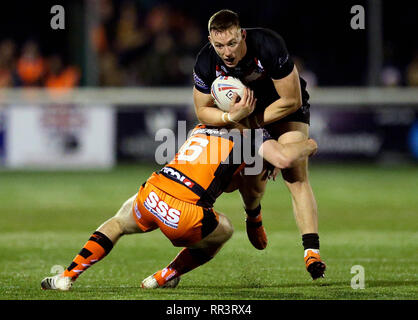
[0,38,80,88]
[0,0,417,88]
[0,1,203,89]
[93,0,203,87]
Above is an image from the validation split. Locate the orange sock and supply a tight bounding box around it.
[63,231,113,280]
[153,248,213,286]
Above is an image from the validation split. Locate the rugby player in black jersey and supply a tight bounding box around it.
[192,9,325,280]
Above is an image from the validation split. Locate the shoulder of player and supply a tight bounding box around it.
[195,42,217,64]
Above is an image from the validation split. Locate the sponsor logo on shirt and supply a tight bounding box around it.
[160,166,195,188]
[192,127,227,136]
[143,191,181,229]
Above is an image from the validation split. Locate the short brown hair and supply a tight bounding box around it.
[208,9,240,33]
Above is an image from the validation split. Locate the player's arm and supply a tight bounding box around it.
[249,65,302,127]
[193,87,225,126]
[193,86,256,126]
[259,137,317,169]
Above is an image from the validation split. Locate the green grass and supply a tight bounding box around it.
[0,163,417,300]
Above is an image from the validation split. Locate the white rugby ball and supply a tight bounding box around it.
[210,76,246,111]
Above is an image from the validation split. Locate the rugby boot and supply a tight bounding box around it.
[304,249,326,280]
[41,274,73,291]
[141,268,181,289]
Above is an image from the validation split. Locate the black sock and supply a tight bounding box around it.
[245,204,261,217]
[302,233,320,250]
[89,231,114,254]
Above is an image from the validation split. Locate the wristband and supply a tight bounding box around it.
[227,113,238,124]
[221,112,228,123]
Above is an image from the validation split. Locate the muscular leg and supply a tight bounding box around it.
[275,122,318,235]
[42,194,144,290]
[274,121,325,279]
[63,194,143,281]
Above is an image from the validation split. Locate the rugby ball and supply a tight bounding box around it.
[211,76,246,111]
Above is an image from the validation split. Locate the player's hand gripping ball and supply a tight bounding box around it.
[211,76,246,111]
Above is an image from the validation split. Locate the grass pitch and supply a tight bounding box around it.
[0,163,417,300]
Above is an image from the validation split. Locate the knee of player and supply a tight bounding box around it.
[215,215,234,243]
[222,217,234,241]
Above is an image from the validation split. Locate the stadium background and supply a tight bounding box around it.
[0,0,417,301]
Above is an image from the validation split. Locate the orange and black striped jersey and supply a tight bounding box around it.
[146,124,274,208]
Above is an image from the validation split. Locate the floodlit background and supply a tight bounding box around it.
[0,0,417,300]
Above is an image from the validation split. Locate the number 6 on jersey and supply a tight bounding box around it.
[177,137,209,162]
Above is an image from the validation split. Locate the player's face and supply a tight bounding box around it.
[209,27,246,68]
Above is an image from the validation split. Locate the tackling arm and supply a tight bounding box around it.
[193,87,226,126]
[259,138,317,169]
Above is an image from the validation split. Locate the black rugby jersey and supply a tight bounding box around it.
[193,28,310,113]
